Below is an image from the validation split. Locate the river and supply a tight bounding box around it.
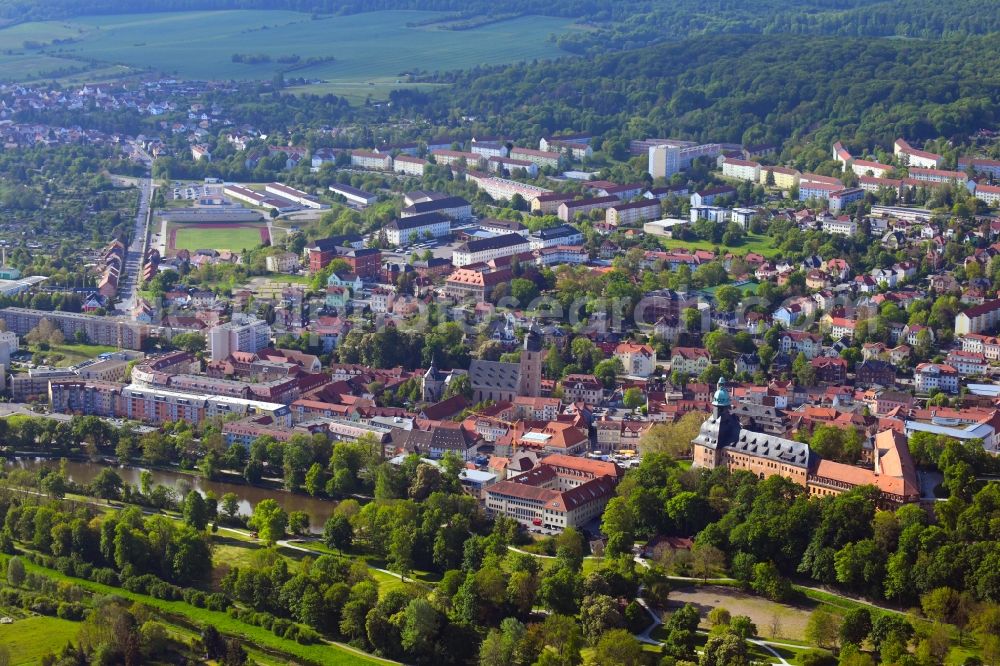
[5,458,338,531]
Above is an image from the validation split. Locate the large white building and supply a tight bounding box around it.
[208,316,271,362]
[265,183,327,209]
[606,199,662,226]
[484,455,620,532]
[328,183,377,207]
[393,155,429,176]
[121,384,290,427]
[976,184,1000,207]
[0,330,17,366]
[431,149,485,168]
[721,157,761,182]
[914,363,960,394]
[452,233,531,268]
[350,150,392,170]
[959,158,1000,179]
[850,159,892,178]
[908,167,968,184]
[648,141,726,179]
[649,144,681,179]
[400,196,472,220]
[893,139,943,169]
[528,224,584,250]
[955,300,1000,336]
[509,147,561,169]
[471,142,508,159]
[384,212,452,246]
[828,189,864,214]
[615,342,657,378]
[466,173,550,202]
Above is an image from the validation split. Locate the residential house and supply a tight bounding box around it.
[856,360,896,388]
[615,342,658,378]
[670,347,710,377]
[811,357,847,384]
[946,350,987,377]
[914,363,960,394]
[561,374,604,405]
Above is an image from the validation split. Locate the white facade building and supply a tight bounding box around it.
[208,316,271,362]
[452,233,531,268]
[721,157,760,182]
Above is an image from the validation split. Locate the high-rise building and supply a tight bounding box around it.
[648,144,681,179]
[0,330,17,367]
[208,316,271,362]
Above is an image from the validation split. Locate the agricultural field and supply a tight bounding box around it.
[168,222,268,254]
[0,10,577,94]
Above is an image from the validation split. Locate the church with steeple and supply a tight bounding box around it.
[467,322,544,404]
[692,379,920,506]
[421,360,445,403]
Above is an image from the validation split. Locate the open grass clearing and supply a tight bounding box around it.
[285,79,451,104]
[14,556,395,666]
[666,584,815,641]
[0,53,88,80]
[0,615,81,665]
[29,342,119,367]
[659,232,779,258]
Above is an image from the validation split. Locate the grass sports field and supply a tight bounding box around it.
[0,10,577,97]
[168,222,268,254]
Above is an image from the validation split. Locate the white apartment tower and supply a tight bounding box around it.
[209,316,271,361]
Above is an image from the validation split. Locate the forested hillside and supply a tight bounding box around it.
[389,33,1000,163]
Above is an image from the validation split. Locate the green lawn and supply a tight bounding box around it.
[0,615,81,665]
[660,233,780,258]
[172,226,266,253]
[285,79,452,104]
[0,10,577,96]
[13,557,394,666]
[30,342,119,367]
[0,53,89,81]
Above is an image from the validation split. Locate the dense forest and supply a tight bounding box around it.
[387,32,1000,161]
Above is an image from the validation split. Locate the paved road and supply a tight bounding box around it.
[116,141,154,315]
[117,175,153,314]
[0,403,72,421]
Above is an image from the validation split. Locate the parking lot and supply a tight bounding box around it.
[378,235,464,262]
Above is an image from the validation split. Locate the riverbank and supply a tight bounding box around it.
[4,456,342,531]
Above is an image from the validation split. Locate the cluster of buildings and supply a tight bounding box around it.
[96,239,125,300]
[10,87,1000,546]
[694,381,921,506]
[222,182,327,212]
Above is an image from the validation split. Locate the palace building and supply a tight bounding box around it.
[693,380,920,506]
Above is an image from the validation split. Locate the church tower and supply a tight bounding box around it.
[422,360,444,403]
[692,378,739,469]
[712,377,731,418]
[518,322,544,397]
